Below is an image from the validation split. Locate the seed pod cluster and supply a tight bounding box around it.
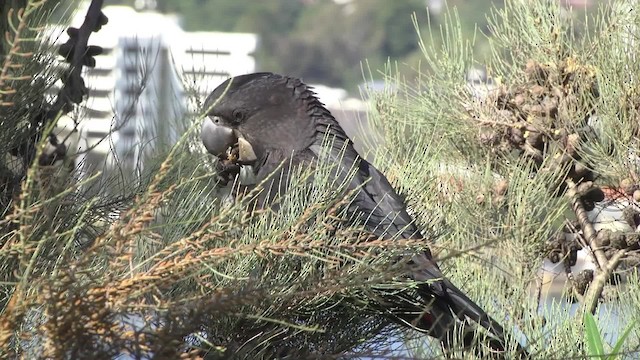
[215,144,241,186]
[545,232,581,265]
[576,181,605,211]
[573,269,594,296]
[621,205,640,230]
[596,229,640,254]
[474,58,599,191]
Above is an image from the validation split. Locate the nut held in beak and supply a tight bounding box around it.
[237,136,257,162]
[201,118,236,156]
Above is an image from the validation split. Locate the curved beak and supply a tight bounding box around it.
[200,118,257,163]
[201,118,235,157]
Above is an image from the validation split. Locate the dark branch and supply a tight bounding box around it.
[47,0,107,121]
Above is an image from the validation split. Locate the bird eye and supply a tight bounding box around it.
[211,116,221,124]
[232,109,244,122]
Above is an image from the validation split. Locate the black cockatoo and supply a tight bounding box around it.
[200,72,526,357]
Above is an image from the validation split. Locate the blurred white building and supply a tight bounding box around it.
[51,3,258,170]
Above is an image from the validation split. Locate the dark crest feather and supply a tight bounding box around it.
[280,76,351,147]
[226,72,274,91]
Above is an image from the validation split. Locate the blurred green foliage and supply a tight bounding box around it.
[103,0,507,90]
[99,0,606,90]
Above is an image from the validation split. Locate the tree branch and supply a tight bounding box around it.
[47,0,107,120]
[566,180,608,270]
[582,249,627,315]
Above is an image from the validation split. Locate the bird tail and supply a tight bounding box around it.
[413,279,529,359]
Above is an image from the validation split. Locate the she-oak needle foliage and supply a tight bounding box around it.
[1,0,640,359]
